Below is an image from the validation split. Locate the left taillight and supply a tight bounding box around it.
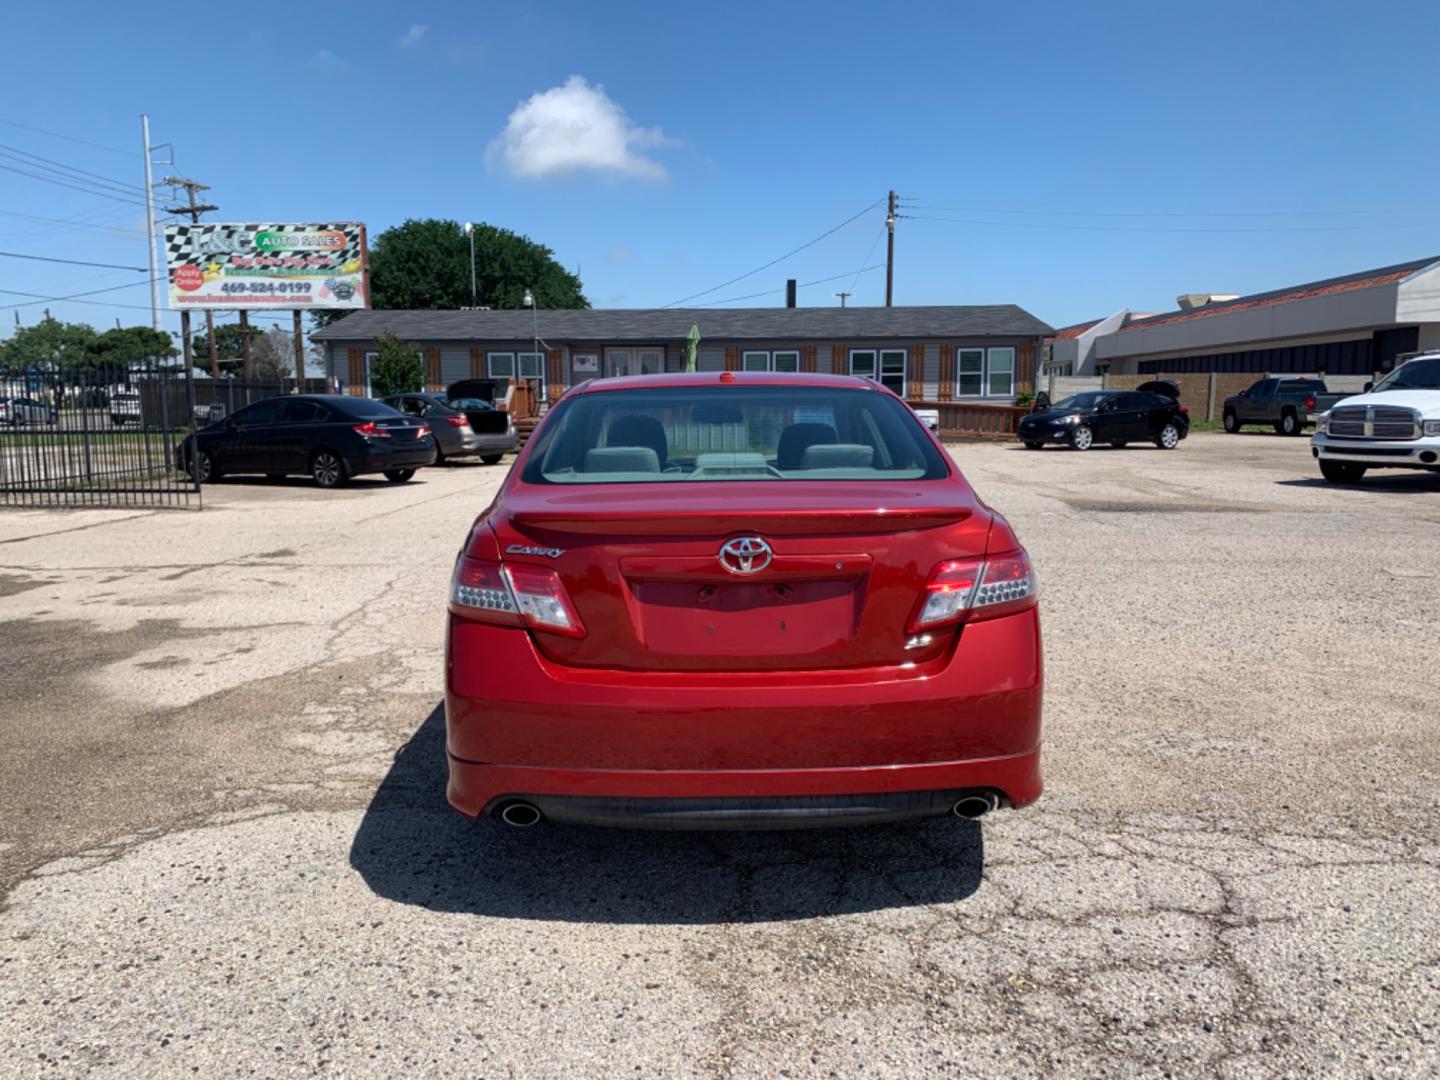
[907,549,1038,633]
[444,415,470,429]
[449,556,586,638]
[416,423,431,438]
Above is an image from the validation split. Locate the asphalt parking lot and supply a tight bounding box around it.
[2,434,1438,1078]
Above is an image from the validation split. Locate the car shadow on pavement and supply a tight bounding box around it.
[348,705,986,924]
[1275,476,1440,493]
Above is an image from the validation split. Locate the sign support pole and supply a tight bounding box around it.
[293,311,305,393]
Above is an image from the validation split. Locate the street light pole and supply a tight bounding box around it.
[462,222,476,308]
[524,287,539,407]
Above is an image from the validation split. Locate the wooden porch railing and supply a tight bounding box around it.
[914,400,1028,438]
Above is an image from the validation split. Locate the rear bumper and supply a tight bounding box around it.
[440,431,519,458]
[449,753,1041,828]
[350,440,437,474]
[445,611,1043,825]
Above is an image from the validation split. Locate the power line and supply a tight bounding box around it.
[0,117,136,158]
[0,249,147,271]
[0,277,159,311]
[0,207,145,238]
[0,161,148,207]
[0,142,148,198]
[904,215,1435,235]
[904,201,1438,218]
[661,199,884,308]
[696,264,884,307]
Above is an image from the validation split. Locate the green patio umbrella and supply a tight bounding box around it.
[685,324,700,372]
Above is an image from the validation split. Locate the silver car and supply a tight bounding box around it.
[381,392,518,465]
[0,396,57,426]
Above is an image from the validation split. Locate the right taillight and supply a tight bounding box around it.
[908,550,1037,633]
[445,415,470,428]
[449,556,586,638]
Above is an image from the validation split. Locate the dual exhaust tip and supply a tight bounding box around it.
[495,793,1000,827]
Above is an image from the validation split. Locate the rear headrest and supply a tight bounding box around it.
[799,443,874,469]
[776,422,837,469]
[607,415,668,467]
[583,446,661,473]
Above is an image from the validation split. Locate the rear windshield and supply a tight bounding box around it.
[522,386,949,484]
[340,398,404,419]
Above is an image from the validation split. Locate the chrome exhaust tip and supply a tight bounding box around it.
[497,801,543,828]
[952,793,999,820]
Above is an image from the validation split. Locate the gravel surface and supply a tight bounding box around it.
[1,435,1437,1078]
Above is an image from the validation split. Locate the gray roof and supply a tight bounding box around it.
[311,305,1053,343]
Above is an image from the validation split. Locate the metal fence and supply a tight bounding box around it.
[0,364,201,509]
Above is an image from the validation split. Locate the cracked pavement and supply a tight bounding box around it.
[1,437,1438,1077]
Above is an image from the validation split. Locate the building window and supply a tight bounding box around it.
[987,347,1015,397]
[850,348,907,395]
[489,351,544,381]
[738,349,802,372]
[957,348,984,396]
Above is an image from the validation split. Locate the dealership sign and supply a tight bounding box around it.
[163,222,368,310]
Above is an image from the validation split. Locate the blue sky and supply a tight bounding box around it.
[3,0,1439,345]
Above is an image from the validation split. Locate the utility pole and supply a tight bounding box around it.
[834,291,852,307]
[885,189,896,308]
[140,116,162,331]
[163,177,220,378]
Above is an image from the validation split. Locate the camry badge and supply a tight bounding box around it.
[506,544,565,559]
[718,536,773,575]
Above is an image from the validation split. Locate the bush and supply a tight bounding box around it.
[1014,390,1037,407]
[369,331,423,397]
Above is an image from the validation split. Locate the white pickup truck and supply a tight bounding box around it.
[1311,353,1440,483]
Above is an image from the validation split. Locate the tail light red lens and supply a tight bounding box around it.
[416,423,431,438]
[1179,405,1190,416]
[444,415,470,429]
[1304,394,1316,411]
[352,421,390,438]
[908,550,1037,633]
[449,557,586,638]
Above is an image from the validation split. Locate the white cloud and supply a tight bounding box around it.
[486,76,672,181]
[397,24,429,47]
[607,246,632,263]
[307,49,345,71]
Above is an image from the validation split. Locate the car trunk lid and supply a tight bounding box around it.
[485,481,990,672]
[446,379,511,436]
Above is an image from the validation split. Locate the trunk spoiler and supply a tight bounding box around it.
[510,505,972,536]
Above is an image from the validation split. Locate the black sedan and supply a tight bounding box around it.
[175,395,436,487]
[1018,389,1189,451]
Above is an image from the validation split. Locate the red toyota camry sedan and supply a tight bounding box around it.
[445,372,1042,829]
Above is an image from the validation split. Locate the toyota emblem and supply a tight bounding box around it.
[718,536,773,575]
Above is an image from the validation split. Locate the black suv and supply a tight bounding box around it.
[1018,387,1189,451]
[175,395,436,487]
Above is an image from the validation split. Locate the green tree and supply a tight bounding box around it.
[190,323,250,375]
[311,218,588,329]
[1,317,97,370]
[368,331,423,397]
[90,326,177,369]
